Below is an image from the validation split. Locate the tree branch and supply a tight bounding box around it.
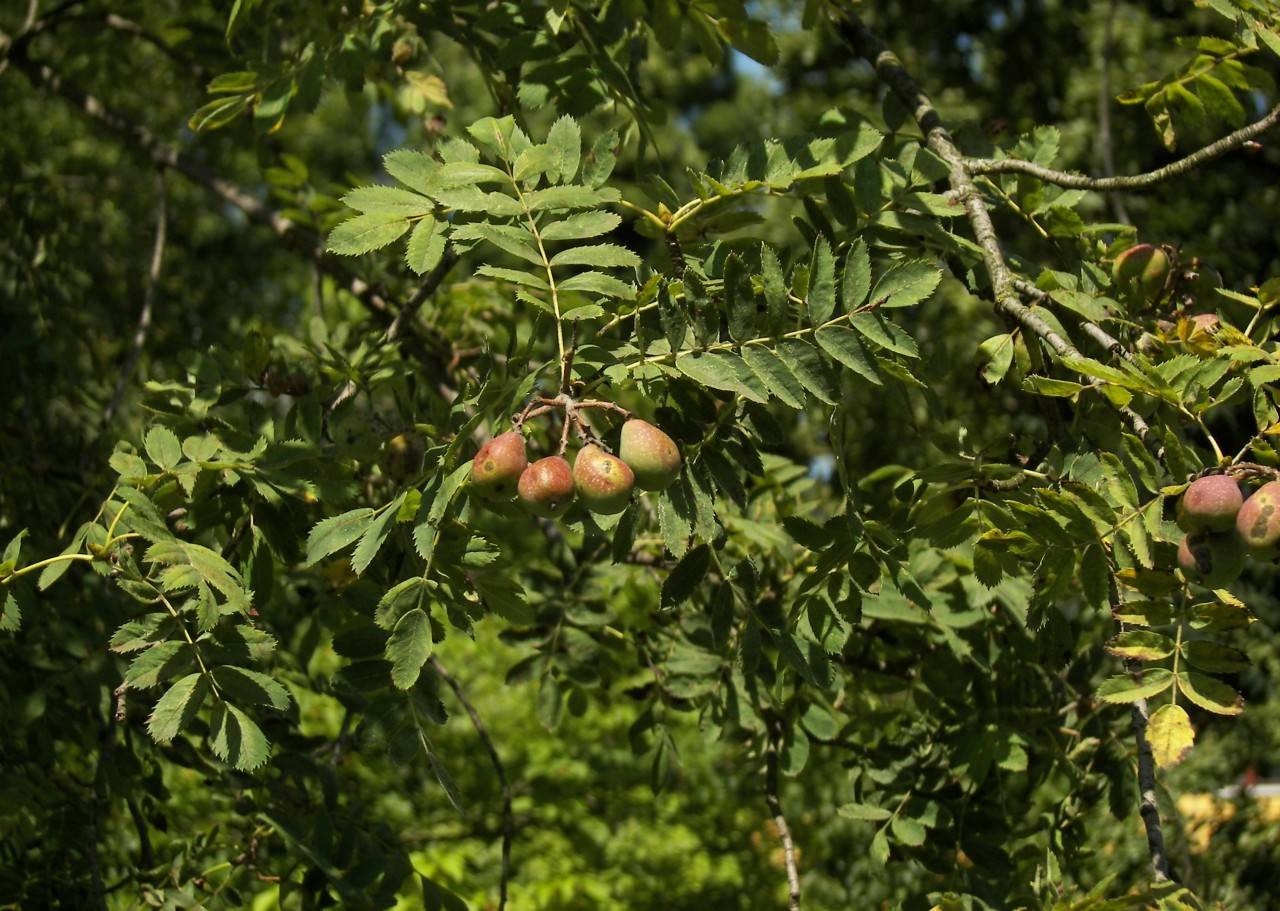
[764,727,801,911]
[430,656,513,911]
[968,103,1280,190]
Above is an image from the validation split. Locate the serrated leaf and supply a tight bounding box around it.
[841,238,871,311]
[476,265,549,290]
[126,641,191,689]
[406,215,446,275]
[377,577,429,631]
[549,244,640,269]
[774,338,837,404]
[1096,668,1175,704]
[741,346,805,408]
[816,325,883,385]
[512,143,558,182]
[352,495,407,575]
[524,185,620,212]
[581,129,620,188]
[147,673,209,743]
[386,608,434,689]
[837,802,892,821]
[1147,703,1195,769]
[806,238,836,325]
[661,544,710,609]
[1177,671,1243,715]
[760,243,789,331]
[211,666,291,710]
[558,271,635,299]
[849,312,918,358]
[384,148,439,196]
[870,260,941,309]
[546,115,582,184]
[1105,630,1176,661]
[144,426,182,471]
[540,211,621,241]
[891,815,926,846]
[1182,640,1248,673]
[2,592,23,632]
[327,212,411,255]
[675,352,767,403]
[304,508,374,565]
[208,700,271,771]
[428,161,510,190]
[341,185,435,216]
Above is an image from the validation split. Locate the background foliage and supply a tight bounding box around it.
[3,0,1280,908]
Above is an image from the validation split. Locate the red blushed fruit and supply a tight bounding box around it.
[1176,475,1242,533]
[1236,480,1280,553]
[1112,243,1170,300]
[518,456,575,518]
[573,444,634,514]
[619,419,681,491]
[470,431,528,501]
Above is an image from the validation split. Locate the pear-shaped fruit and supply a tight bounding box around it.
[470,431,527,501]
[1177,531,1245,588]
[1176,475,1242,532]
[573,444,634,514]
[1112,243,1170,300]
[619,419,681,491]
[1235,480,1280,553]
[518,456,575,518]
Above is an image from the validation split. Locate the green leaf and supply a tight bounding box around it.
[1,592,22,632]
[387,608,434,689]
[977,334,1014,385]
[841,238,871,311]
[188,94,249,132]
[891,815,927,846]
[406,215,447,275]
[806,238,836,325]
[512,143,559,182]
[741,346,805,408]
[476,265,549,290]
[540,211,621,241]
[1182,640,1248,673]
[327,212,411,255]
[661,544,710,609]
[211,666,291,710]
[549,244,640,269]
[427,161,510,190]
[849,312,919,358]
[472,570,533,623]
[525,185,620,212]
[816,326,883,385]
[341,185,434,216]
[376,577,429,631]
[147,673,209,743]
[353,495,407,576]
[304,508,374,565]
[537,674,563,730]
[1177,671,1243,715]
[774,339,837,404]
[384,149,439,196]
[581,129,621,188]
[208,700,271,771]
[837,802,892,822]
[546,115,582,184]
[144,426,182,471]
[1096,668,1174,704]
[869,260,941,309]
[675,352,768,403]
[760,243,789,332]
[558,271,636,299]
[657,283,688,351]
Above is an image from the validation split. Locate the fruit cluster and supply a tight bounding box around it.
[1175,474,1280,587]
[470,415,681,518]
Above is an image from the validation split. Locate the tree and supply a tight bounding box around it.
[3,0,1280,907]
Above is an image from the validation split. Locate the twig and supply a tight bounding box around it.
[967,103,1280,190]
[103,172,166,428]
[430,656,513,911]
[1011,278,1131,362]
[764,725,801,910]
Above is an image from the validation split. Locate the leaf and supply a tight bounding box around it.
[661,545,710,609]
[1096,668,1174,704]
[387,608,434,689]
[144,426,182,470]
[384,148,439,196]
[891,815,927,846]
[581,129,621,188]
[741,346,805,408]
[147,673,209,743]
[675,352,767,403]
[540,211,622,241]
[774,339,838,404]
[806,238,836,325]
[352,495,406,575]
[513,143,559,182]
[210,666,292,710]
[524,185,620,212]
[1,592,22,632]
[816,326,883,385]
[476,265,549,290]
[126,641,191,689]
[537,674,563,730]
[1177,671,1243,715]
[841,238,871,311]
[977,334,1014,385]
[849,312,918,358]
[558,271,636,299]
[869,260,941,309]
[1147,703,1195,769]
[341,185,435,216]
[549,244,640,269]
[327,212,411,255]
[406,215,446,275]
[657,283,687,351]
[427,161,510,190]
[546,115,582,183]
[1105,630,1176,661]
[1182,640,1248,673]
[188,94,249,132]
[304,508,374,565]
[208,700,272,771]
[837,803,892,822]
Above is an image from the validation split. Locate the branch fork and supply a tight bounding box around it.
[511,394,631,455]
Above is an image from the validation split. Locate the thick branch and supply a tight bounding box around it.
[968,103,1280,190]
[430,657,513,911]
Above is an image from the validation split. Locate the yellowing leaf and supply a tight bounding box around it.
[1147,703,1195,769]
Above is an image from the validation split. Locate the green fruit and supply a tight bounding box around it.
[573,444,634,514]
[619,419,681,491]
[1235,480,1280,552]
[1177,532,1245,588]
[470,431,527,501]
[518,456,575,518]
[1112,243,1170,300]
[1176,475,1242,532]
